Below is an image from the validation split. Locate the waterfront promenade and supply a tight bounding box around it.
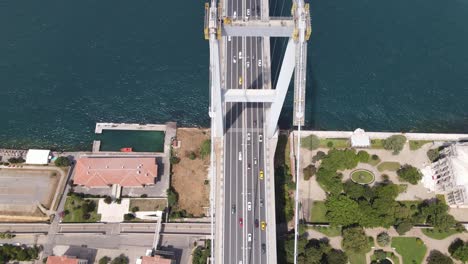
[295,130,468,141]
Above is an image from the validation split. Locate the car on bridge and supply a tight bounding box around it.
[239,218,243,227]
[232,204,236,214]
[259,170,264,180]
[239,77,243,86]
[261,221,266,231]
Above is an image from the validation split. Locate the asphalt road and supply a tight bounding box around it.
[223,0,268,263]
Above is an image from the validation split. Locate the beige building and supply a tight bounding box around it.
[422,142,468,206]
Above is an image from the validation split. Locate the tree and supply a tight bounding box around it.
[200,139,211,159]
[449,239,468,262]
[326,250,348,264]
[427,148,439,162]
[421,199,457,231]
[312,151,326,163]
[357,150,370,163]
[104,196,112,204]
[382,135,406,154]
[303,165,316,180]
[343,180,372,200]
[124,213,135,221]
[99,256,111,264]
[131,206,139,213]
[397,165,422,184]
[301,134,320,150]
[325,195,361,226]
[342,226,370,253]
[167,187,179,207]
[427,250,453,264]
[111,254,129,264]
[395,220,413,235]
[54,156,71,167]
[376,232,391,246]
[170,156,180,164]
[316,168,343,195]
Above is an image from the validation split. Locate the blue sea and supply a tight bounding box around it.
[0,0,467,150]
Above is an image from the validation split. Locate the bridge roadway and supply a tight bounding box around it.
[222,0,269,263]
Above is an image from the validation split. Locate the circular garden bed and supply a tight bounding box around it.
[351,169,375,185]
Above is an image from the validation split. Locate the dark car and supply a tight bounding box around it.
[262,243,266,254]
[231,204,236,214]
[255,219,259,228]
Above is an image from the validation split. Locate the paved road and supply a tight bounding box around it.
[223,0,268,263]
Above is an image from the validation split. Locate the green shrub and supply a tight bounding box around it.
[140,194,148,198]
[99,256,111,264]
[188,151,197,160]
[303,165,316,181]
[301,134,320,150]
[382,135,406,154]
[8,157,25,164]
[396,221,413,235]
[377,232,391,247]
[104,196,112,204]
[357,150,370,163]
[54,156,71,167]
[427,250,453,264]
[170,156,180,164]
[397,165,423,184]
[167,187,179,207]
[111,254,129,264]
[312,151,326,163]
[124,213,135,221]
[342,226,371,253]
[327,141,334,148]
[131,206,139,213]
[427,149,439,162]
[449,239,468,263]
[371,154,379,160]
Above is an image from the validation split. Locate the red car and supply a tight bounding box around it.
[239,218,243,227]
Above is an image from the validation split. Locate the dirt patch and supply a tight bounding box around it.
[171,128,210,216]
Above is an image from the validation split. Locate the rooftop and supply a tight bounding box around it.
[25,149,50,165]
[73,157,157,188]
[137,255,172,264]
[46,256,87,264]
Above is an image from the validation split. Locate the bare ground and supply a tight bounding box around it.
[171,128,210,216]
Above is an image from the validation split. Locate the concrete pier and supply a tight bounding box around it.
[95,123,167,134]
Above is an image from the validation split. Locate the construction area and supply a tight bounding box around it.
[0,167,66,221]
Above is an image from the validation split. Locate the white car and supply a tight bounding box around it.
[233,11,237,19]
[247,201,252,211]
[254,158,257,165]
[248,233,252,242]
[246,61,250,68]
[239,51,243,59]
[233,57,237,64]
[259,134,263,142]
[247,132,251,141]
[239,151,242,161]
[247,9,250,16]
[228,36,231,41]
[258,59,262,67]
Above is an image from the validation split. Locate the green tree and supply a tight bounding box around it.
[131,206,139,213]
[326,250,348,264]
[382,135,407,154]
[170,156,180,164]
[312,151,326,163]
[397,165,422,184]
[167,187,179,207]
[54,156,71,167]
[316,168,343,195]
[427,148,439,162]
[421,199,457,231]
[357,150,370,163]
[449,239,468,263]
[301,134,320,150]
[325,194,361,226]
[343,180,372,200]
[189,151,197,160]
[200,139,211,159]
[104,196,112,204]
[395,220,413,235]
[376,232,391,247]
[342,226,370,253]
[303,165,316,180]
[427,250,453,264]
[99,256,111,264]
[111,254,129,264]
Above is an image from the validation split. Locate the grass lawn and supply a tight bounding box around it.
[310,225,341,237]
[351,170,375,184]
[129,198,166,211]
[319,138,350,148]
[347,251,367,264]
[310,201,327,223]
[371,139,385,149]
[409,140,432,150]
[422,228,460,240]
[62,196,101,223]
[377,161,401,172]
[392,237,427,264]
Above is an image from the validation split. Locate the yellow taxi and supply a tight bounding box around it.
[259,170,264,180]
[239,77,243,85]
[261,221,266,231]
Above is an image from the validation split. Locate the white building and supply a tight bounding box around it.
[350,128,371,148]
[25,149,51,165]
[422,142,468,206]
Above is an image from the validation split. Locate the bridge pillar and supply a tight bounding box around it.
[266,38,296,138]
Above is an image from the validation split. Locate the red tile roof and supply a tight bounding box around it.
[141,255,172,264]
[74,157,157,187]
[46,256,84,264]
